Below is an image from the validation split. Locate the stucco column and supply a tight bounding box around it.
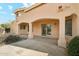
[28,22,33,39]
[58,17,66,48]
[76,14,79,35]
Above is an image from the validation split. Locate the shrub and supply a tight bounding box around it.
[3,35,22,44]
[67,36,79,56]
[5,28,10,33]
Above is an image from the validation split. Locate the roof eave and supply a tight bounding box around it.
[15,3,45,14]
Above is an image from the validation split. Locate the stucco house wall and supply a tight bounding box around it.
[10,3,79,48]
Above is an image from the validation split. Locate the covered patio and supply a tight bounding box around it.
[16,17,66,48]
[16,13,78,48]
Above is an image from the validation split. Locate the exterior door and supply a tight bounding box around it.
[41,24,52,36]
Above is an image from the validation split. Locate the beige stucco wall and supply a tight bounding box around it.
[32,19,59,38]
[11,3,79,37]
[16,3,77,22]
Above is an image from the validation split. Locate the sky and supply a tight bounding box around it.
[0,3,34,24]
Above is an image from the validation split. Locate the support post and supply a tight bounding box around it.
[58,17,66,48]
[28,23,33,39]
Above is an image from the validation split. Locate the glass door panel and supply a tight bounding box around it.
[47,24,51,35]
[41,24,52,36]
[41,24,47,36]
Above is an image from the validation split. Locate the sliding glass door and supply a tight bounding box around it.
[41,24,52,36]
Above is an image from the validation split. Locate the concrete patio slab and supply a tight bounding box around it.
[11,39,67,56]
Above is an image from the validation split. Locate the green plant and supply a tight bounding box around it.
[3,35,22,44]
[0,23,10,29]
[67,36,79,56]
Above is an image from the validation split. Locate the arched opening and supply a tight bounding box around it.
[32,18,59,39]
[18,23,29,35]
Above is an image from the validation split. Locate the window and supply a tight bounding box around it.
[20,24,26,30]
[65,18,72,36]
